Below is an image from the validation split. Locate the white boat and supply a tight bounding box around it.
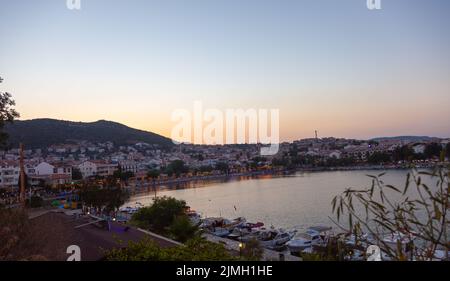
[186,210,201,226]
[344,233,372,247]
[118,206,140,214]
[200,217,223,228]
[242,228,296,249]
[286,226,332,254]
[379,231,417,260]
[201,217,246,233]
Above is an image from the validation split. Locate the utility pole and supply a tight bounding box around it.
[19,143,26,208]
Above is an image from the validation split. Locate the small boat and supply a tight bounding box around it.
[118,206,140,214]
[286,226,332,254]
[344,233,371,247]
[242,227,296,249]
[186,210,202,226]
[211,227,230,237]
[200,217,227,229]
[379,231,417,260]
[228,221,265,239]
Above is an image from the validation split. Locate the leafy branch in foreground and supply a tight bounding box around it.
[331,166,449,261]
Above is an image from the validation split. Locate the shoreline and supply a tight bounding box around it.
[126,163,441,196]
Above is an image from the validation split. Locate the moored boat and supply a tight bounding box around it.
[286,226,332,254]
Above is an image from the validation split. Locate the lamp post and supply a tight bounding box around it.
[239,243,243,258]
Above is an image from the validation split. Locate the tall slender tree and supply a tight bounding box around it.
[0,76,20,147]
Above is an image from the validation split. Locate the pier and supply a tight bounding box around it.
[203,233,301,261]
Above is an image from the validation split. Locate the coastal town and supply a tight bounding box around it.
[1,136,449,194]
[2,1,450,279]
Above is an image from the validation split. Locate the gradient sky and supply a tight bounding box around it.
[1,0,449,142]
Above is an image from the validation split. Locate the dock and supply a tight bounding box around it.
[203,233,301,261]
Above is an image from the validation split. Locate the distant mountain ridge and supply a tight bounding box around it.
[370,136,441,142]
[4,119,173,149]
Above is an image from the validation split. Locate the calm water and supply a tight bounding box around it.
[126,169,438,232]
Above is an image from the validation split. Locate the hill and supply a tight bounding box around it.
[370,136,440,142]
[4,119,173,149]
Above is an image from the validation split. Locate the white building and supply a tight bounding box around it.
[0,161,20,188]
[78,161,118,178]
[120,160,139,174]
[328,151,342,159]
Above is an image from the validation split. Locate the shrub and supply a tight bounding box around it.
[105,237,237,261]
[168,215,199,243]
[131,196,187,233]
[241,237,263,261]
[332,166,449,261]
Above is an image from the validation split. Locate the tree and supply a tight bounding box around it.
[332,167,449,261]
[424,143,442,159]
[147,169,160,182]
[446,143,450,159]
[0,76,20,147]
[393,145,414,162]
[113,169,134,181]
[165,160,188,177]
[368,152,391,164]
[131,196,187,232]
[79,185,129,213]
[215,162,229,174]
[168,215,199,243]
[71,168,83,181]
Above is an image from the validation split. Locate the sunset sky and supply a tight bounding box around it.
[1,0,449,142]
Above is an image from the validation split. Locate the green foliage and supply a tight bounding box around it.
[368,152,391,164]
[72,168,83,181]
[168,215,199,243]
[393,145,415,162]
[300,252,325,261]
[4,119,173,149]
[147,169,160,180]
[0,77,20,148]
[446,143,450,159]
[424,143,443,159]
[197,165,214,173]
[215,162,230,174]
[393,143,446,162]
[332,167,449,261]
[241,238,264,261]
[80,185,129,212]
[165,160,189,177]
[131,196,187,232]
[113,170,134,181]
[105,237,238,261]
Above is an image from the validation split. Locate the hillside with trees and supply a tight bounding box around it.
[4,118,173,149]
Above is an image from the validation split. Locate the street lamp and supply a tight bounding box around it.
[239,243,243,257]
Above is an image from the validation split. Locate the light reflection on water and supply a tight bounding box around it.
[126,169,438,232]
